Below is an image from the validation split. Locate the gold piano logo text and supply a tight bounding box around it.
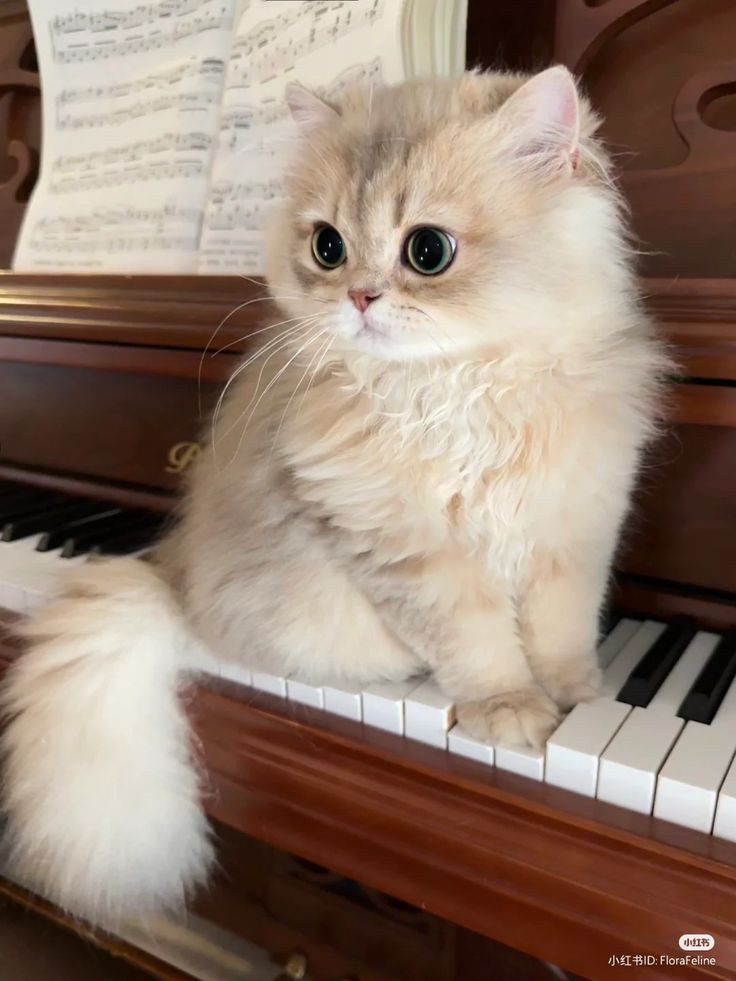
[165,441,201,474]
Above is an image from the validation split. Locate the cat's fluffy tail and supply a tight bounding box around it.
[0,556,214,926]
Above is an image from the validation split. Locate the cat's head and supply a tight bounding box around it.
[266,67,623,364]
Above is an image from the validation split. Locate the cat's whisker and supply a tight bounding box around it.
[211,312,324,357]
[236,274,329,305]
[268,329,334,462]
[293,332,335,424]
[214,316,326,446]
[197,292,325,416]
[225,323,331,467]
[211,318,321,462]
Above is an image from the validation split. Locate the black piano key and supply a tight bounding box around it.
[0,482,39,505]
[92,517,165,556]
[60,511,160,558]
[0,488,64,522]
[2,498,111,542]
[617,617,697,707]
[36,506,122,552]
[678,630,736,725]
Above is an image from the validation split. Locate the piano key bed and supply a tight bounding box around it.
[2,480,736,845]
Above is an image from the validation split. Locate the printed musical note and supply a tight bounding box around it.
[51,1,232,64]
[54,131,212,171]
[15,0,404,275]
[56,56,224,109]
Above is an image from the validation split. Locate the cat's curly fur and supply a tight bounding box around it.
[1,67,668,925]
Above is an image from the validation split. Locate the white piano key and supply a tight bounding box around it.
[287,679,325,709]
[654,669,736,833]
[447,724,494,765]
[404,679,456,749]
[597,618,643,669]
[495,745,545,781]
[597,632,719,814]
[362,678,424,735]
[251,672,289,697]
[714,756,736,842]
[545,620,665,796]
[213,661,253,688]
[0,536,86,613]
[323,683,363,722]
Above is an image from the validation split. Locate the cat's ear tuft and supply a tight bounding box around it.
[285,83,339,131]
[496,66,580,174]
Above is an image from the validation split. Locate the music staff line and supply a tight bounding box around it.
[49,159,206,194]
[56,57,225,108]
[217,57,384,152]
[52,9,232,64]
[28,234,200,255]
[53,131,212,171]
[227,0,385,90]
[34,203,202,233]
[57,91,218,129]
[52,0,214,35]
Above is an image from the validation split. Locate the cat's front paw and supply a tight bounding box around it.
[457,687,560,749]
[539,658,602,711]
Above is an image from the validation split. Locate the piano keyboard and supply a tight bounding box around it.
[1,482,736,844]
[0,480,165,614]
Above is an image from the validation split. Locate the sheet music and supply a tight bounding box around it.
[197,0,406,274]
[14,0,236,272]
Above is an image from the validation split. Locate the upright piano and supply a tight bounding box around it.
[1,1,736,978]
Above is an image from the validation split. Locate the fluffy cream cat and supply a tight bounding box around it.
[1,67,666,924]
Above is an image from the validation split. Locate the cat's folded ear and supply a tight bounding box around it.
[285,83,340,131]
[494,66,581,176]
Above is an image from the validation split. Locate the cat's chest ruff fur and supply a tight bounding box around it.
[281,361,574,580]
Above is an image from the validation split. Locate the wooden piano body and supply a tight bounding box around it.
[1,1,736,977]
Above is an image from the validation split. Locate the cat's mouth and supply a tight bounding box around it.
[356,313,388,341]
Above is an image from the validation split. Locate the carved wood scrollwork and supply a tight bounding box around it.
[672,62,736,168]
[0,1,40,268]
[554,0,679,73]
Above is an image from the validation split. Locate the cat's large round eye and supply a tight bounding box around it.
[403,227,456,276]
[311,224,346,269]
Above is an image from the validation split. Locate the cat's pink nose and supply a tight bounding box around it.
[348,289,383,313]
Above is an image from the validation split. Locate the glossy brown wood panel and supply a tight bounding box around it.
[619,399,736,598]
[0,359,217,491]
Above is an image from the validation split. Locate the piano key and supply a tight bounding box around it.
[323,683,364,721]
[545,620,665,796]
[287,679,325,709]
[0,485,57,511]
[0,535,86,614]
[0,489,67,524]
[36,506,122,551]
[404,679,456,749]
[91,516,166,556]
[447,725,494,766]
[597,632,719,813]
[421,621,641,778]
[617,617,696,707]
[2,498,110,542]
[597,616,643,669]
[60,512,156,557]
[0,481,32,503]
[251,672,289,697]
[678,629,736,724]
[214,661,253,688]
[713,755,736,842]
[362,678,424,735]
[654,665,736,832]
